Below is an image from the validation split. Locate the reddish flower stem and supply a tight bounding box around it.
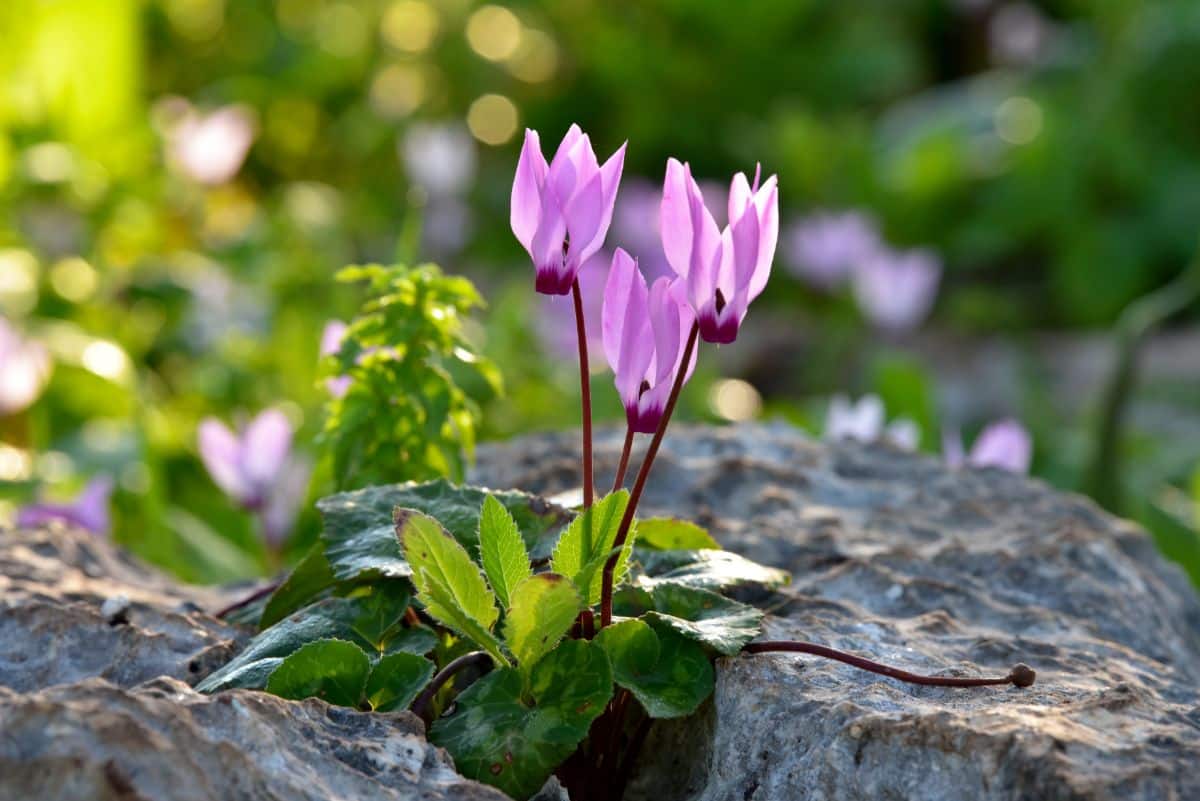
[611,425,635,493]
[214,581,280,619]
[743,641,1036,688]
[572,278,594,509]
[599,322,700,627]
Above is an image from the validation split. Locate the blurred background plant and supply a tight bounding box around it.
[1,0,1197,585]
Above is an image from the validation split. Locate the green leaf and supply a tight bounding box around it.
[429,639,613,800]
[479,495,531,608]
[635,518,721,551]
[318,480,570,569]
[364,652,435,712]
[595,618,714,719]
[503,574,581,673]
[265,639,371,707]
[197,585,429,694]
[616,582,764,656]
[550,490,634,604]
[261,545,338,627]
[342,581,413,653]
[396,507,500,635]
[420,568,510,667]
[636,549,791,594]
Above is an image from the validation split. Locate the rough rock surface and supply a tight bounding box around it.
[0,677,504,801]
[0,524,506,801]
[472,423,1200,801]
[0,524,249,692]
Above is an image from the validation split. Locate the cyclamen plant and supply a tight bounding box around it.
[199,126,1035,801]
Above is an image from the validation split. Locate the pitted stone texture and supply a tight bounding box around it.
[473,423,1200,801]
[0,677,507,801]
[0,525,249,691]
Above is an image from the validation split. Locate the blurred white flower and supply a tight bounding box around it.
[990,3,1052,66]
[0,317,52,415]
[168,104,256,185]
[402,122,477,196]
[825,394,920,451]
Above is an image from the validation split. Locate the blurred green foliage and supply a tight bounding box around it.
[1,0,1197,583]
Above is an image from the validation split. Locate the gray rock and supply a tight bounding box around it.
[0,524,506,801]
[0,524,249,691]
[472,422,1200,801]
[0,677,507,801]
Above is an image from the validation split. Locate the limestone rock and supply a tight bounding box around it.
[0,677,507,801]
[0,524,249,692]
[473,423,1200,801]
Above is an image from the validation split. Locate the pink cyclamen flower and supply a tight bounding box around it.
[16,476,114,536]
[198,409,294,509]
[661,159,778,344]
[784,211,882,291]
[602,249,697,434]
[824,394,920,451]
[944,419,1032,474]
[511,124,627,295]
[852,248,942,333]
[320,320,352,398]
[0,317,52,415]
[169,105,256,185]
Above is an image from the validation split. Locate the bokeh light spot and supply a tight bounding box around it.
[370,64,427,118]
[382,0,439,53]
[315,3,368,57]
[49,258,98,303]
[467,94,519,145]
[995,96,1043,145]
[506,28,559,83]
[466,5,522,62]
[82,340,132,383]
[708,378,763,422]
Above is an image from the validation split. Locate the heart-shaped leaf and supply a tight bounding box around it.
[595,618,714,718]
[636,549,791,594]
[265,639,371,707]
[197,584,433,694]
[503,573,581,673]
[635,518,721,551]
[615,581,763,656]
[260,545,337,627]
[551,490,634,604]
[365,652,435,712]
[479,495,531,608]
[429,639,613,800]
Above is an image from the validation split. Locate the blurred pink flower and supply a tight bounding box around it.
[944,419,1032,474]
[0,317,52,415]
[824,394,920,451]
[852,248,942,333]
[17,476,114,536]
[198,408,309,547]
[169,105,256,185]
[320,320,352,398]
[784,211,882,290]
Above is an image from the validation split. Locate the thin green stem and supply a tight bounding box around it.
[572,278,594,509]
[1085,246,1200,511]
[599,322,699,627]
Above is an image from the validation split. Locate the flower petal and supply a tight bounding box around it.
[198,418,251,501]
[968,419,1032,474]
[660,158,694,278]
[241,409,294,499]
[747,176,778,301]
[602,249,652,410]
[510,129,547,252]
